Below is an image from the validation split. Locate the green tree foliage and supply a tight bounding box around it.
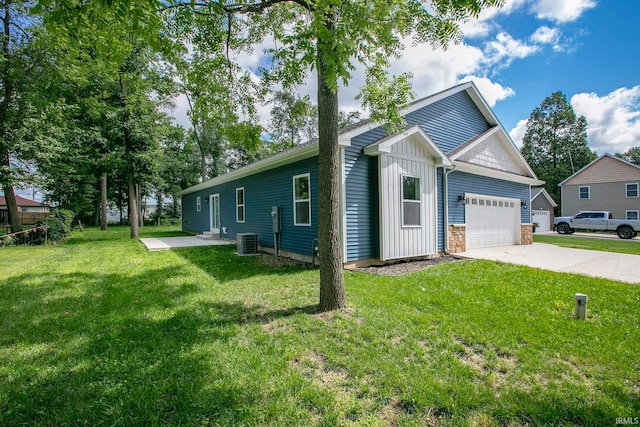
[616,146,640,165]
[0,1,59,232]
[520,91,597,208]
[268,91,315,149]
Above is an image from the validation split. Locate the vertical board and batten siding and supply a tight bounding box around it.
[344,90,490,262]
[437,169,445,252]
[182,156,319,256]
[447,171,530,224]
[380,137,437,260]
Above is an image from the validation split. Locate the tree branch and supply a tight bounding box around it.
[159,0,314,15]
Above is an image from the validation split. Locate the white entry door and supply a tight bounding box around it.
[531,210,551,232]
[465,194,520,249]
[209,194,220,234]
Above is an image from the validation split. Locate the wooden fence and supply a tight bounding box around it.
[0,211,50,227]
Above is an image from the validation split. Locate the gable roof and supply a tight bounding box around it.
[448,125,538,179]
[531,187,557,207]
[179,81,541,196]
[363,125,452,166]
[558,153,640,186]
[0,195,44,207]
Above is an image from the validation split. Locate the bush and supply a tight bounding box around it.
[38,209,75,242]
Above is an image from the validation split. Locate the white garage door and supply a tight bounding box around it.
[531,210,551,232]
[466,194,519,249]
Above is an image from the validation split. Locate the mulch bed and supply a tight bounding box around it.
[350,255,466,276]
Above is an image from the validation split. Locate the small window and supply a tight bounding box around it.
[626,183,639,198]
[575,212,589,219]
[627,211,639,221]
[579,186,590,199]
[293,174,311,226]
[236,188,245,223]
[402,175,421,227]
[196,196,201,212]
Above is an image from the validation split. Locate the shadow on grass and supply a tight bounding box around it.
[0,266,318,425]
[175,244,316,283]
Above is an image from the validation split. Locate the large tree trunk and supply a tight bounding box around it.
[316,9,345,312]
[120,71,138,238]
[1,178,21,233]
[100,172,107,230]
[0,4,20,233]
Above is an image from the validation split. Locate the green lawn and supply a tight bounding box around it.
[534,233,640,255]
[1,226,638,426]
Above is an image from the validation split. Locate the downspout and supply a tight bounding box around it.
[443,164,456,254]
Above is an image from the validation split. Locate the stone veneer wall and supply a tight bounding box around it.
[448,224,466,253]
[521,224,533,245]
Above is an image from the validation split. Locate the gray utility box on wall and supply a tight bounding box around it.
[237,233,259,256]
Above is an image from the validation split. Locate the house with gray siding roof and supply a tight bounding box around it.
[178,82,543,264]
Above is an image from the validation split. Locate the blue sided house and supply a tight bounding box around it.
[178,82,543,265]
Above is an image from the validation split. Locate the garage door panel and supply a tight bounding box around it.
[466,195,519,249]
[531,210,551,232]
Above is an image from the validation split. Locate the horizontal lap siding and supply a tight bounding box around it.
[448,171,530,224]
[345,129,385,262]
[404,91,490,153]
[344,91,489,262]
[182,156,319,256]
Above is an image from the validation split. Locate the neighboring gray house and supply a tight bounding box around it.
[530,187,557,232]
[178,82,543,265]
[559,153,640,220]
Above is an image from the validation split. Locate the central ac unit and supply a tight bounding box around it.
[237,233,259,256]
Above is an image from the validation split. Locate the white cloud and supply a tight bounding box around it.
[532,0,597,23]
[459,76,515,107]
[461,0,530,38]
[483,32,540,68]
[571,86,640,154]
[530,26,559,44]
[509,119,529,147]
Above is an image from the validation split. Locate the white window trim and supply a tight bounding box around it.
[626,210,639,220]
[401,174,421,228]
[626,183,639,198]
[196,196,201,212]
[293,173,311,226]
[236,187,245,223]
[578,186,590,200]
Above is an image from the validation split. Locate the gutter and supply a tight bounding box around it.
[443,164,456,254]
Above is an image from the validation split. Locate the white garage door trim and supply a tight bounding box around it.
[531,210,551,232]
[465,193,521,249]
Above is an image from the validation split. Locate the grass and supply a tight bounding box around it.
[534,233,640,255]
[0,226,638,426]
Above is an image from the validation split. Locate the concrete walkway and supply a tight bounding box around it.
[459,243,640,284]
[140,236,234,251]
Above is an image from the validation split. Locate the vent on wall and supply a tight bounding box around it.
[237,233,259,256]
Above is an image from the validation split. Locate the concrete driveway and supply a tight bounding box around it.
[459,243,640,284]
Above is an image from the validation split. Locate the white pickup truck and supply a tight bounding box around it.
[554,211,640,239]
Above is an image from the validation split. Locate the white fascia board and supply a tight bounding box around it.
[450,126,540,180]
[531,189,558,207]
[454,161,545,186]
[364,125,452,166]
[177,143,319,196]
[448,126,500,160]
